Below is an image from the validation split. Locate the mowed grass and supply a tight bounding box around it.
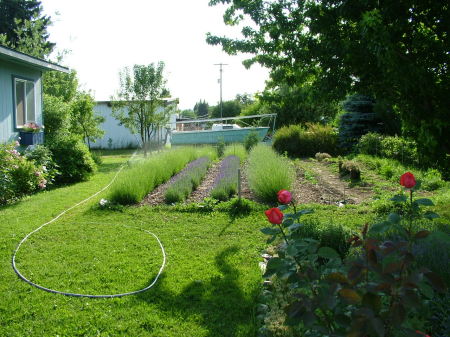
[0,150,266,336]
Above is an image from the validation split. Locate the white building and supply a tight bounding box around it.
[91,99,178,149]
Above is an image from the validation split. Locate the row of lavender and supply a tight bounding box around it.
[210,155,241,201]
[164,157,211,203]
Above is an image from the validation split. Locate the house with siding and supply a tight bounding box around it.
[92,99,178,149]
[0,45,69,144]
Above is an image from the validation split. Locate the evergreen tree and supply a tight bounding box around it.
[0,0,54,58]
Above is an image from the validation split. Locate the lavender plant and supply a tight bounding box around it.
[165,157,211,203]
[210,155,240,201]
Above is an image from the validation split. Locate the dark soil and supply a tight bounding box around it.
[293,160,374,205]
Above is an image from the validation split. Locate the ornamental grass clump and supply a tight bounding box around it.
[210,155,240,201]
[109,147,208,205]
[248,144,295,203]
[165,156,211,203]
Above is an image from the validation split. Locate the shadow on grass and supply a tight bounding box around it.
[137,246,258,336]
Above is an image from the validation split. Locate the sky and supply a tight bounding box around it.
[40,0,269,110]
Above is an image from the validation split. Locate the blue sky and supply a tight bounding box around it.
[41,0,269,109]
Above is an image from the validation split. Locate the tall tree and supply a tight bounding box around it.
[193,100,209,118]
[207,0,450,174]
[0,0,54,58]
[111,62,170,156]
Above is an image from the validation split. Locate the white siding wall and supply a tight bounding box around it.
[0,60,42,143]
[91,102,141,149]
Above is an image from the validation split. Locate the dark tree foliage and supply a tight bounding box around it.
[210,100,241,118]
[207,0,450,176]
[193,100,209,118]
[339,94,381,152]
[0,0,54,57]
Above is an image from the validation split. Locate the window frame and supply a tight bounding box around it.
[12,76,36,130]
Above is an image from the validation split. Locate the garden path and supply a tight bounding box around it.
[292,159,374,205]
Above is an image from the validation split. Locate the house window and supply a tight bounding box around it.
[14,78,36,128]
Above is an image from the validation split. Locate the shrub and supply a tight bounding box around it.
[244,131,259,153]
[357,132,384,156]
[380,136,418,166]
[315,152,332,161]
[47,136,96,184]
[216,138,225,158]
[338,94,381,152]
[24,145,59,186]
[248,144,295,203]
[165,157,211,203]
[273,123,338,158]
[210,155,240,201]
[0,142,49,204]
[338,160,361,180]
[90,151,103,165]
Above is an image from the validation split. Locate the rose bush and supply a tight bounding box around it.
[259,174,445,336]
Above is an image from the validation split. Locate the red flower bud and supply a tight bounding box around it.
[400,172,416,189]
[265,208,284,225]
[277,189,292,204]
[415,330,431,337]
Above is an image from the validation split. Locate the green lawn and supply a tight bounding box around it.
[0,151,266,336]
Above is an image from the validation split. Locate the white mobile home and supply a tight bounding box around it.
[92,99,178,149]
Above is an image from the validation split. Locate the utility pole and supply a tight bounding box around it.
[214,63,228,121]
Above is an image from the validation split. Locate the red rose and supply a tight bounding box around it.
[277,189,292,204]
[265,208,284,224]
[400,172,416,189]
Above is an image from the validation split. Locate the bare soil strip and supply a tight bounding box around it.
[294,160,374,205]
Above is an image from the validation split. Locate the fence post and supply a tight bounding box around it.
[238,168,241,200]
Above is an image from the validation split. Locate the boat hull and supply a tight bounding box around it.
[171,127,269,145]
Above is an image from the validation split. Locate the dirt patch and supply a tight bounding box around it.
[292,160,374,205]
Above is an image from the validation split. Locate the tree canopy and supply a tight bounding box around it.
[112,62,171,155]
[207,0,450,173]
[0,0,54,57]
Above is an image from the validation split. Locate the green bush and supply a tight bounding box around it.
[248,144,295,203]
[338,160,361,180]
[48,136,97,184]
[0,142,49,204]
[216,138,225,158]
[357,133,419,167]
[24,145,59,186]
[244,131,259,153]
[273,123,338,158]
[357,132,384,156]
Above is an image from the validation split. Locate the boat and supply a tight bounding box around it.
[170,114,276,145]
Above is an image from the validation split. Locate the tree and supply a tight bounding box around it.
[210,100,241,119]
[193,100,209,118]
[112,62,170,156]
[70,92,105,150]
[0,0,54,58]
[207,0,450,175]
[43,53,79,103]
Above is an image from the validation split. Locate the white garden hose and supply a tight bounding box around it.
[11,151,166,298]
